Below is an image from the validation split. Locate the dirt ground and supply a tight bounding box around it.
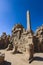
[0,50,43,65]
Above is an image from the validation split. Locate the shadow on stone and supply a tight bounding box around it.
[12,51,23,54]
[33,56,43,61]
[0,61,11,65]
[28,56,43,64]
[29,58,34,64]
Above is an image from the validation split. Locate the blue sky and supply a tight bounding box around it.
[0,0,43,35]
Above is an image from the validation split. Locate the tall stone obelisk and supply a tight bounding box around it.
[27,11,31,31]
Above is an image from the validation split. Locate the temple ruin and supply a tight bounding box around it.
[0,10,43,62]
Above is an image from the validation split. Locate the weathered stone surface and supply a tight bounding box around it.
[6,44,13,51]
[11,24,26,53]
[0,52,5,63]
[10,21,34,61]
[0,32,11,49]
[35,25,43,52]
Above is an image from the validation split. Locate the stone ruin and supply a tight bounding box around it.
[34,25,43,52]
[10,11,34,61]
[0,10,43,62]
[0,32,11,49]
[9,11,43,62]
[0,52,5,63]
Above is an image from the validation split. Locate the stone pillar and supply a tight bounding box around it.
[27,11,31,31]
[25,44,34,61]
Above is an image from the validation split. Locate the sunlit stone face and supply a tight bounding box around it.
[36,26,43,43]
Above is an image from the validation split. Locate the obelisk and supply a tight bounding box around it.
[27,11,31,31]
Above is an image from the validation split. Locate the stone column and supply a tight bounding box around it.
[27,11,31,31]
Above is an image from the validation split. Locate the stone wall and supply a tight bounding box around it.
[0,32,11,49]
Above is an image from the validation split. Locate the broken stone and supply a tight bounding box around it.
[0,52,5,63]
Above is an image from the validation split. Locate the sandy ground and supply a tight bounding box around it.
[0,50,43,65]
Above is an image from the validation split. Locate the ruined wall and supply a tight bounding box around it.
[0,32,11,49]
[35,25,43,52]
